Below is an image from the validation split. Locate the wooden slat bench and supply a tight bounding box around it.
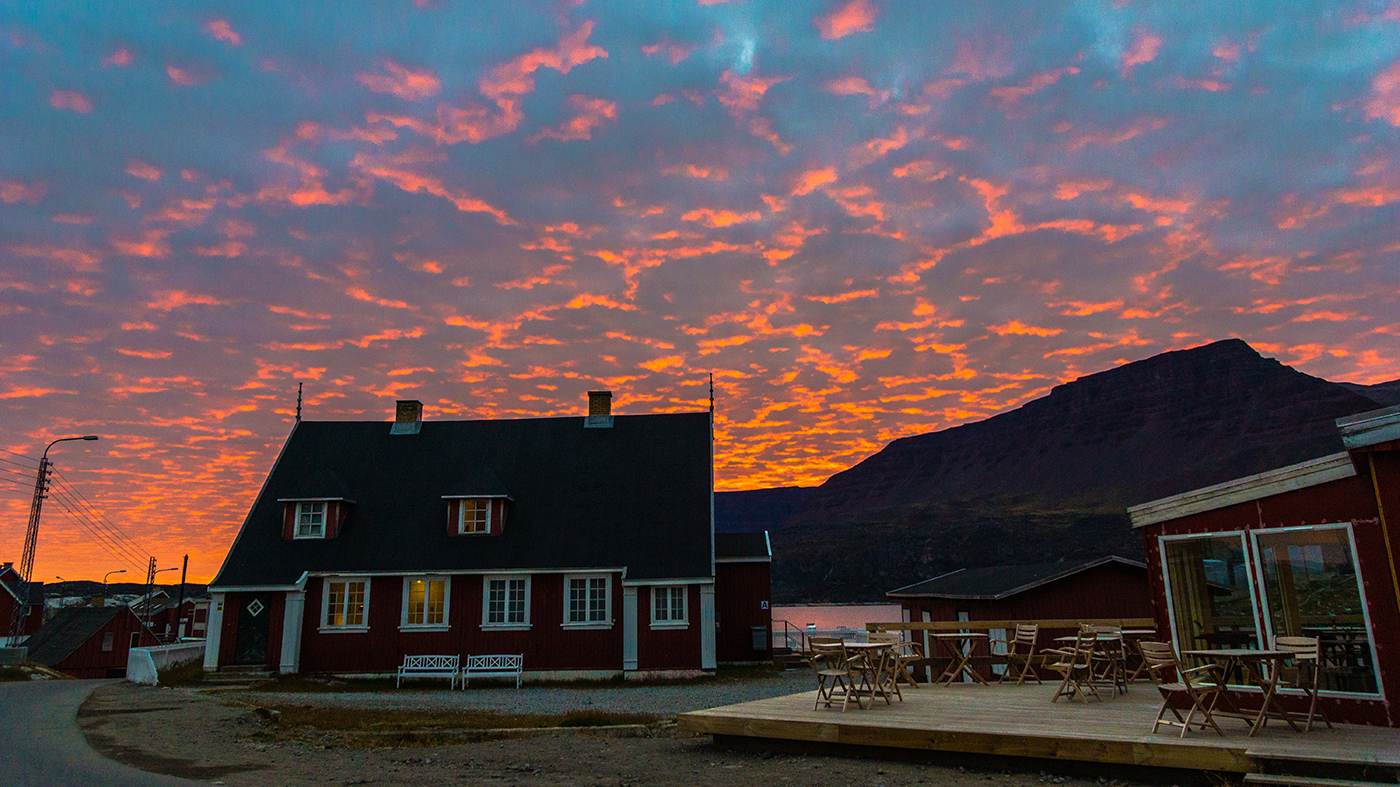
[396,654,461,689]
[462,654,523,688]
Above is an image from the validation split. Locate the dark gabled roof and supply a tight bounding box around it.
[887,556,1146,600]
[443,465,512,498]
[1,576,43,605]
[25,606,126,666]
[279,466,352,501]
[213,412,713,587]
[716,532,770,561]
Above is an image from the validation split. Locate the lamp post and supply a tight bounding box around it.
[103,569,127,607]
[143,566,179,630]
[7,435,99,640]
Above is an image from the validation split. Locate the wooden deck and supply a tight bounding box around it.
[679,682,1400,778]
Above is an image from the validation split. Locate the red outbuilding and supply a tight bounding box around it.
[1129,404,1400,727]
[0,563,44,641]
[715,532,772,663]
[24,606,157,678]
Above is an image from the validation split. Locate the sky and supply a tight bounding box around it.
[2,1,1399,585]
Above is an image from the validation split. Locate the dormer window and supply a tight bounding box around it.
[459,499,490,534]
[296,502,326,538]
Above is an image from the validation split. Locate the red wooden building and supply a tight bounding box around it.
[887,556,1151,677]
[715,532,772,663]
[207,393,751,680]
[0,563,44,640]
[136,591,211,641]
[24,606,157,678]
[1129,404,1400,727]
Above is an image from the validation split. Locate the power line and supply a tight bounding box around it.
[45,491,150,572]
[46,488,150,568]
[50,472,152,559]
[45,482,151,567]
[0,447,39,466]
[0,455,39,471]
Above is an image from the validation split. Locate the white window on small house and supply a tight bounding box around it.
[564,575,610,627]
[323,577,369,630]
[295,501,326,538]
[483,576,529,628]
[459,499,490,534]
[402,577,449,628]
[102,632,115,651]
[651,586,688,627]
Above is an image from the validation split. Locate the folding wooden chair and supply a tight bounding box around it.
[867,630,923,690]
[994,623,1042,685]
[809,638,866,711]
[1046,628,1102,703]
[1273,636,1332,731]
[1087,625,1128,695]
[1138,641,1225,737]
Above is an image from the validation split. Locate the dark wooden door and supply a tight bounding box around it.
[234,593,272,665]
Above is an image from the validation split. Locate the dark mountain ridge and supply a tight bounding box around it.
[756,339,1391,602]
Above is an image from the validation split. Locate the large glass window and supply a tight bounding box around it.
[324,578,368,628]
[565,575,610,626]
[403,577,448,627]
[1255,526,1377,693]
[1163,534,1259,652]
[651,586,688,626]
[483,576,528,627]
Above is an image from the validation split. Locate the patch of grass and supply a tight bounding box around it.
[157,660,205,687]
[259,704,657,732]
[0,666,31,682]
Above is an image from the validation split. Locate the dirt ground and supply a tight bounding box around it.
[78,682,1179,787]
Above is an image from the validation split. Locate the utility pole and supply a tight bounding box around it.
[144,557,156,628]
[8,435,99,641]
[175,554,188,639]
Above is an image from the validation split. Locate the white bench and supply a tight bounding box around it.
[462,654,523,688]
[397,654,462,689]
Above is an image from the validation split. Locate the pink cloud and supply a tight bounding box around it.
[126,160,162,181]
[682,208,762,227]
[1121,29,1162,76]
[989,67,1078,103]
[641,37,696,65]
[528,95,616,143]
[815,0,878,40]
[1366,60,1400,126]
[167,64,211,86]
[356,58,442,101]
[146,290,223,310]
[350,147,513,224]
[717,70,790,113]
[791,167,837,196]
[102,48,133,67]
[203,19,242,46]
[0,179,47,204]
[49,90,93,113]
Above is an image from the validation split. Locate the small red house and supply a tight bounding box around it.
[208,393,738,680]
[1129,404,1400,727]
[0,563,44,641]
[24,606,157,678]
[715,532,772,663]
[887,556,1151,678]
[135,591,211,641]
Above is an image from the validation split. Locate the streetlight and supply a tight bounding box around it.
[7,435,99,640]
[143,566,179,628]
[103,569,126,586]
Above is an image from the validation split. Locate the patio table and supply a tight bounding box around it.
[933,632,989,686]
[1181,648,1306,736]
[841,641,901,704]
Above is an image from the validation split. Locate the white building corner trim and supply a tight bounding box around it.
[622,586,638,671]
[700,583,716,670]
[280,590,305,674]
[203,593,225,671]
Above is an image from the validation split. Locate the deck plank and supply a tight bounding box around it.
[678,684,1400,774]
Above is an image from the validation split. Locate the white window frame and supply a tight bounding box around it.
[294,501,327,539]
[458,499,491,535]
[1158,531,1261,657]
[563,573,612,630]
[400,576,450,631]
[650,585,689,629]
[481,575,530,630]
[320,576,371,632]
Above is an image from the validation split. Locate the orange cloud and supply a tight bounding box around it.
[815,0,878,40]
[1174,76,1231,92]
[718,70,790,113]
[989,67,1078,102]
[167,64,210,86]
[50,90,93,113]
[203,19,242,46]
[350,148,513,224]
[1058,117,1169,151]
[1125,193,1192,213]
[1121,29,1161,75]
[102,48,133,67]
[356,58,441,101]
[806,289,878,304]
[0,179,46,204]
[146,290,224,310]
[346,287,411,309]
[126,160,162,181]
[792,167,837,196]
[682,208,762,227]
[1365,60,1400,126]
[117,348,173,359]
[1054,179,1112,199]
[989,320,1063,337]
[527,95,616,143]
[641,37,696,65]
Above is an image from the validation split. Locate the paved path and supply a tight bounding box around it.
[0,679,198,787]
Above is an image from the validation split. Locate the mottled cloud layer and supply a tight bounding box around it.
[2,1,1399,582]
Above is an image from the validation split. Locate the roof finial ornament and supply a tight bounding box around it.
[296,382,303,423]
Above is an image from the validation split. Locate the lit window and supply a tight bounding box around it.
[459,499,489,534]
[324,578,368,628]
[403,577,448,627]
[483,576,528,627]
[652,586,688,626]
[296,502,326,538]
[565,575,610,626]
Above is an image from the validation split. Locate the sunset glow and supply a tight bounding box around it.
[2,2,1398,584]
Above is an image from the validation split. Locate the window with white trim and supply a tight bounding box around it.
[483,576,529,628]
[295,501,326,538]
[564,574,610,627]
[651,585,688,627]
[323,577,369,629]
[459,499,489,534]
[402,577,449,628]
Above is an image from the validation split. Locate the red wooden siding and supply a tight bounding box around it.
[1141,459,1400,727]
[715,562,771,662]
[53,607,157,679]
[637,585,703,670]
[0,593,43,636]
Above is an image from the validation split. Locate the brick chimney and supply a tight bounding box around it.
[585,390,613,428]
[390,399,423,435]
